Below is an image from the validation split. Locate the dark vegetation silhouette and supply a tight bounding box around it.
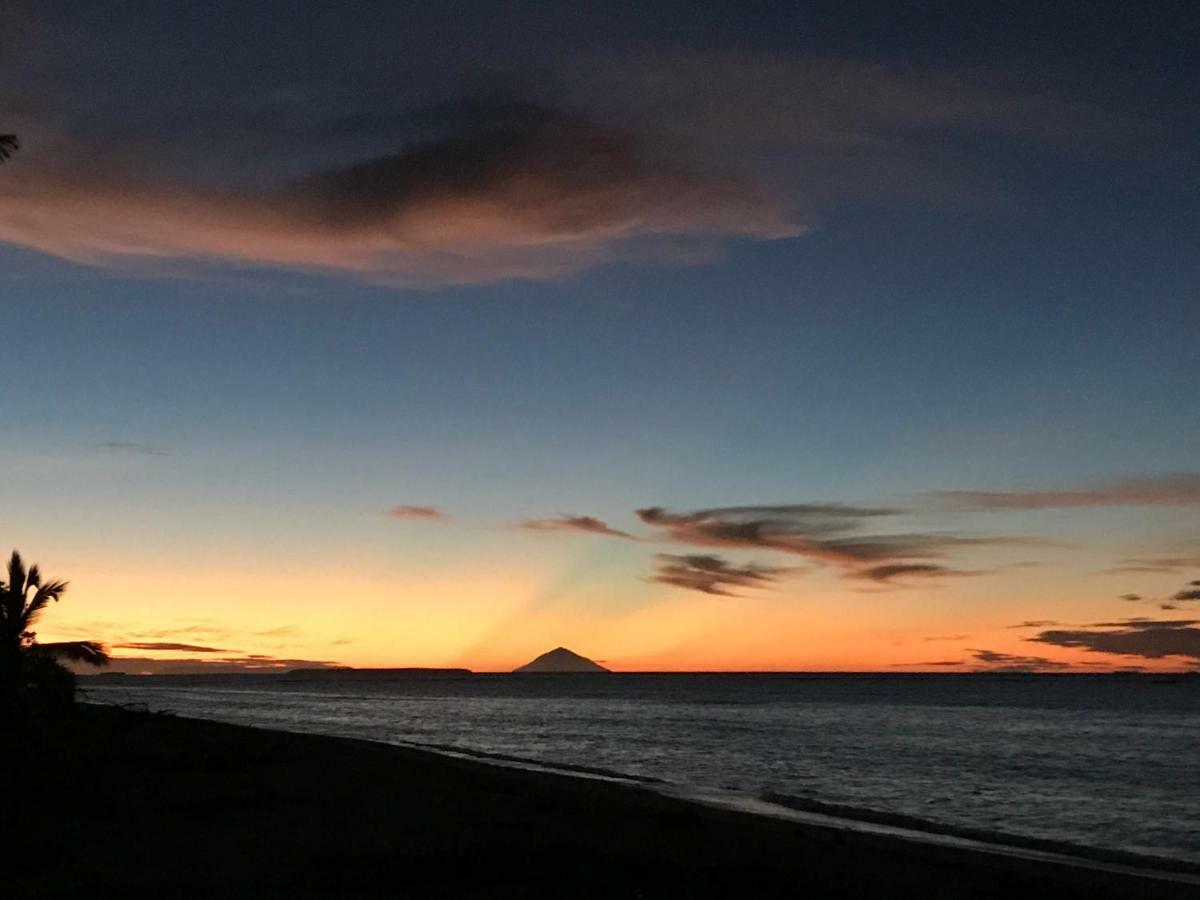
[0,134,18,163]
[1,550,109,706]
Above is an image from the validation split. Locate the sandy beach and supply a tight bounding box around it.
[11,704,1195,899]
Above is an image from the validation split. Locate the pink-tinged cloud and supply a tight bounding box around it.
[933,473,1200,510]
[520,515,634,539]
[0,106,798,286]
[385,505,447,520]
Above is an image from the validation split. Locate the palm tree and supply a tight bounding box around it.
[0,550,109,704]
[0,134,18,163]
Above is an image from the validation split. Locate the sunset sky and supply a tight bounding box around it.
[2,2,1198,672]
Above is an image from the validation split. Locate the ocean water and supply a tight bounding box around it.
[83,673,1200,866]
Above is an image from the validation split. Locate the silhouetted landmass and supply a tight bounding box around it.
[10,705,1194,899]
[284,667,473,677]
[83,667,474,679]
[514,646,609,672]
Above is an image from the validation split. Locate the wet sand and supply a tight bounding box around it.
[12,705,1194,898]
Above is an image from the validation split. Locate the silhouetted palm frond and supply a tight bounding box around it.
[7,550,27,597]
[0,135,19,162]
[1,551,69,639]
[20,580,69,632]
[36,641,110,667]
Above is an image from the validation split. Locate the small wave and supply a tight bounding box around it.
[750,791,1200,880]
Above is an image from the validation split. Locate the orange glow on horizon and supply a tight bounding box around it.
[31,560,1195,675]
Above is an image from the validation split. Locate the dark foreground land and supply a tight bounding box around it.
[10,705,1195,899]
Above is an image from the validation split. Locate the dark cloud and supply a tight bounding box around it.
[1083,617,1198,628]
[932,473,1200,510]
[1167,582,1200,607]
[968,649,1072,671]
[95,441,169,457]
[112,642,227,653]
[1119,593,1142,602]
[649,553,786,596]
[635,503,1029,580]
[385,505,447,520]
[636,504,897,561]
[1028,620,1200,661]
[520,515,634,539]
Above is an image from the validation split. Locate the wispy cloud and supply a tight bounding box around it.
[253,626,299,637]
[385,505,447,520]
[1007,620,1061,629]
[1101,556,1200,575]
[932,473,1200,511]
[112,642,227,653]
[648,553,787,596]
[636,503,894,558]
[95,441,169,457]
[520,515,634,539]
[635,503,1029,581]
[853,563,983,585]
[582,51,1144,209]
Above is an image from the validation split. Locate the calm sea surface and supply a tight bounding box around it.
[85,673,1200,865]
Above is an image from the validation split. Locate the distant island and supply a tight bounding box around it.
[513,647,609,673]
[86,667,474,678]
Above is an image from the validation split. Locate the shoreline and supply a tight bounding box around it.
[388,733,1200,881]
[13,703,1195,898]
